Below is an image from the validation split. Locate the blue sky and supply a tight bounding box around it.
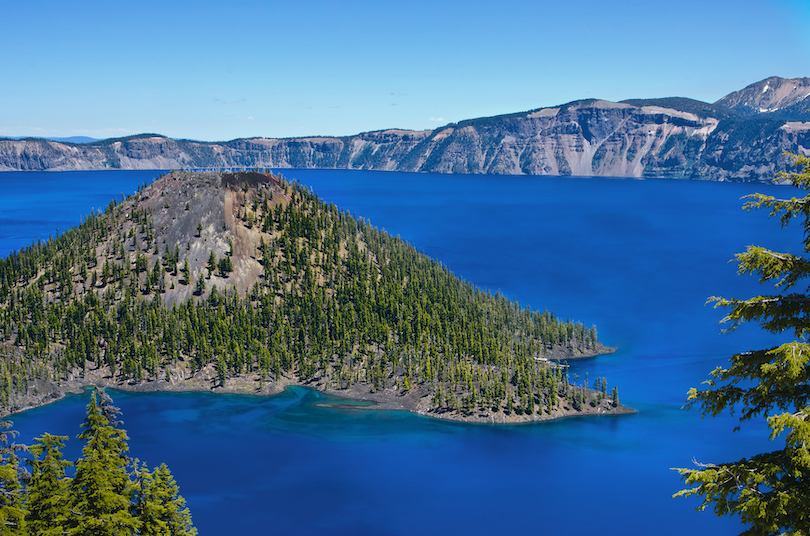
[2,0,808,142]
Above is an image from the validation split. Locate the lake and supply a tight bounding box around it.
[1,169,801,535]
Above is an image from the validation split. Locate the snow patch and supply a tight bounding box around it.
[782,122,810,132]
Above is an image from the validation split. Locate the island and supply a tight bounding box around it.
[0,170,634,423]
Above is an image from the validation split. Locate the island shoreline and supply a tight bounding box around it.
[3,354,637,425]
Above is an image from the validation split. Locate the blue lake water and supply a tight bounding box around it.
[1,169,802,535]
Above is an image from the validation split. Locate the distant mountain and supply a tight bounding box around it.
[1,77,808,182]
[46,136,100,144]
[4,135,99,144]
[715,76,810,120]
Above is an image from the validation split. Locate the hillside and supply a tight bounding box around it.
[0,170,626,423]
[714,76,810,120]
[0,77,808,182]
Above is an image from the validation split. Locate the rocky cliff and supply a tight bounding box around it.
[2,77,809,182]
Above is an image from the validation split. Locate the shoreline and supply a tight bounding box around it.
[3,360,636,424]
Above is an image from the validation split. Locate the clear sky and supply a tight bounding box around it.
[2,0,809,142]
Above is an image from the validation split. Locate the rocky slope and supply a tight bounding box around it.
[2,77,808,182]
[715,76,810,120]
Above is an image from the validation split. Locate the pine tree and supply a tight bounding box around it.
[674,154,810,534]
[25,433,72,536]
[218,256,233,277]
[181,257,190,286]
[206,251,216,279]
[134,462,197,536]
[0,420,25,535]
[67,388,139,536]
[193,276,205,296]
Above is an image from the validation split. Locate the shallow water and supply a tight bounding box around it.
[2,169,801,535]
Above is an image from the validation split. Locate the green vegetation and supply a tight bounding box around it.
[701,118,787,174]
[674,154,810,534]
[0,170,618,420]
[0,388,196,535]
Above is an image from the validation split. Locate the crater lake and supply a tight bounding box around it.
[1,169,801,535]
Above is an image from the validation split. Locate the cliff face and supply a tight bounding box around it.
[403,101,722,178]
[0,131,434,173]
[2,77,809,182]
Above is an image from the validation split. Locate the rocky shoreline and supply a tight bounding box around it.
[3,358,636,424]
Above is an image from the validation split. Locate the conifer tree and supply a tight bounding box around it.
[0,420,25,535]
[193,276,205,296]
[25,433,72,536]
[68,388,139,536]
[674,154,810,534]
[181,257,190,286]
[134,462,197,536]
[206,251,216,279]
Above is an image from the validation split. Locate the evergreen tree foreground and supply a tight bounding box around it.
[674,154,810,535]
[0,388,196,535]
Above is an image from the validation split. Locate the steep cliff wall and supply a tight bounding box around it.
[405,101,722,178]
[3,77,809,181]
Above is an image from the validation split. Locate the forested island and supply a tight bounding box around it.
[0,170,630,423]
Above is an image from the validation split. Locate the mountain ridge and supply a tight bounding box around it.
[2,76,808,181]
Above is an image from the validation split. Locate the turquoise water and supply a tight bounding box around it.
[2,169,801,535]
